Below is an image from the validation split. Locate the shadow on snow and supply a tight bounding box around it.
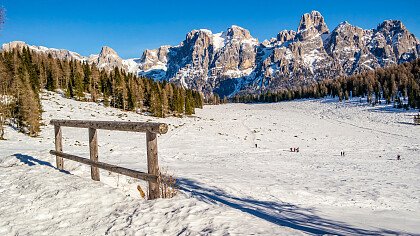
[177,178,405,235]
[9,154,410,235]
[13,153,70,174]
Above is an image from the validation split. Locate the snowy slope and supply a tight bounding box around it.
[0,92,419,235]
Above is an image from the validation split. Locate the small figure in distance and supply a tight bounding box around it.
[255,143,257,148]
[296,147,299,153]
[397,155,401,161]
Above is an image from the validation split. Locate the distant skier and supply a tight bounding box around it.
[397,155,401,160]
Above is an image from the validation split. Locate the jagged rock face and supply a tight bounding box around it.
[324,20,420,75]
[89,46,124,70]
[165,29,213,93]
[252,11,336,91]
[370,20,419,65]
[276,30,296,44]
[211,26,257,76]
[138,11,420,97]
[324,22,378,74]
[140,46,169,71]
[297,10,329,40]
[4,11,419,97]
[139,25,259,95]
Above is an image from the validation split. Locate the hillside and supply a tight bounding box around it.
[0,91,419,234]
[3,11,419,98]
[137,11,420,96]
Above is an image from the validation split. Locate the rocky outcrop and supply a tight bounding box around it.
[89,46,124,70]
[140,46,169,71]
[138,25,259,95]
[297,10,329,40]
[4,11,419,97]
[138,11,420,97]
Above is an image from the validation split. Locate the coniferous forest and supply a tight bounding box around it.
[232,59,420,110]
[0,48,203,138]
[2,45,420,139]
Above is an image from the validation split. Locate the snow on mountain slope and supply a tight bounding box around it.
[4,11,419,97]
[1,42,140,75]
[2,41,87,61]
[0,92,419,235]
[137,11,420,96]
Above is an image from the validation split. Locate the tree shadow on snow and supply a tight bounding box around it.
[177,178,405,235]
[368,106,417,114]
[13,153,70,174]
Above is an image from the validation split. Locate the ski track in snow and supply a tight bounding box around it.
[0,92,419,235]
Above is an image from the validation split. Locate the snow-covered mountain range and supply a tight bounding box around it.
[1,41,139,73]
[3,11,420,97]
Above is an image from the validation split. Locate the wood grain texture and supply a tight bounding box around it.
[50,150,158,183]
[89,128,100,181]
[50,119,168,134]
[54,125,63,170]
[146,131,160,199]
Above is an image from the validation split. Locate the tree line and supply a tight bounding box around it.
[232,59,420,110]
[0,47,203,138]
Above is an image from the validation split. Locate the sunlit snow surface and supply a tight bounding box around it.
[0,92,419,235]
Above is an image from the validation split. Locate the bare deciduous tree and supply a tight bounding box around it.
[0,7,6,139]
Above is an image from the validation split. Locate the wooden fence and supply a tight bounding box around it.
[49,119,168,199]
[414,114,420,125]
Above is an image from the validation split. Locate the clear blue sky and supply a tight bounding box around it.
[1,0,419,58]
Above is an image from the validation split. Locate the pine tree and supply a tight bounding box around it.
[185,89,194,115]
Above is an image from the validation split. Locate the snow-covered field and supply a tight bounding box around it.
[1,92,419,235]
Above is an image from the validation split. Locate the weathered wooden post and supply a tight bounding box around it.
[54,125,63,170]
[89,127,100,181]
[50,119,168,200]
[146,130,160,199]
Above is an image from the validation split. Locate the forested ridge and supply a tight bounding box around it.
[232,59,420,110]
[2,46,420,139]
[0,47,203,138]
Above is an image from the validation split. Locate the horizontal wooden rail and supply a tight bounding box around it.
[50,150,158,183]
[50,119,168,134]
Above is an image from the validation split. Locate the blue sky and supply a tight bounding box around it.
[1,0,419,58]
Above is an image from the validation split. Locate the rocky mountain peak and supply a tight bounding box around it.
[276,30,296,44]
[136,11,420,97]
[225,25,253,40]
[298,10,329,35]
[376,20,405,32]
[13,11,418,98]
[139,46,169,72]
[90,46,123,70]
[184,29,213,49]
[99,46,118,57]
[337,21,351,28]
[371,20,419,64]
